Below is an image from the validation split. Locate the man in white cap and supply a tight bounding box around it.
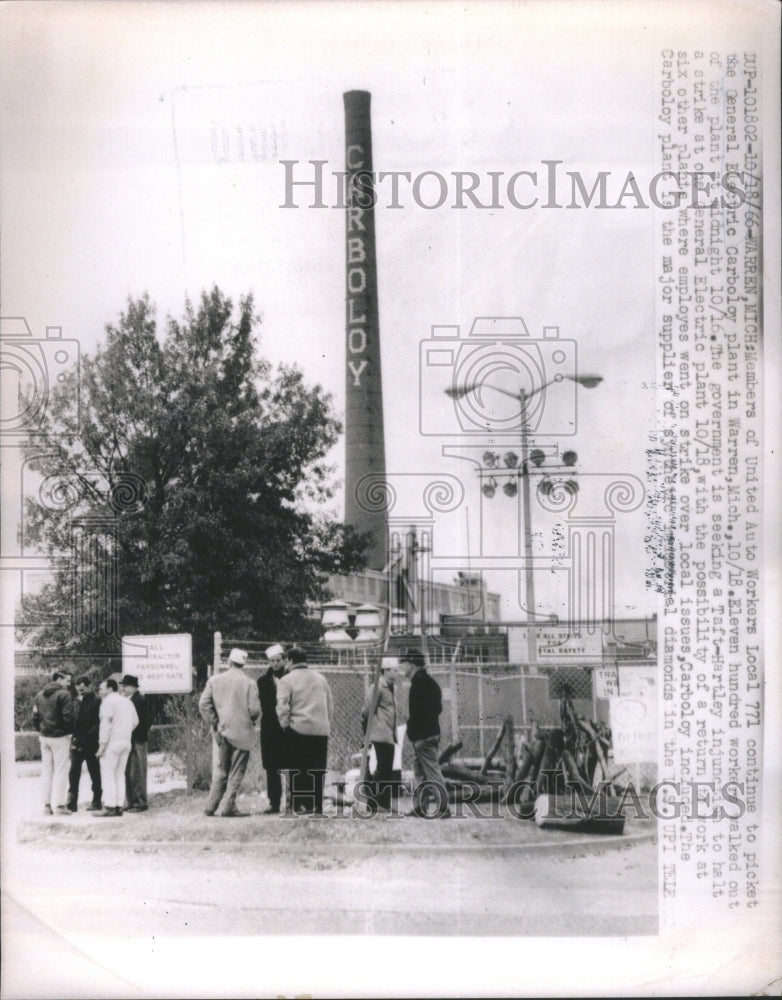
[257,643,287,814]
[198,648,260,817]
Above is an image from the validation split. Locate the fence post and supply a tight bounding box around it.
[477,662,485,756]
[449,660,459,745]
[185,693,196,793]
[212,631,221,677]
[502,715,516,798]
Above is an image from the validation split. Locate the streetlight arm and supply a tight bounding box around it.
[446,381,541,404]
[446,373,602,404]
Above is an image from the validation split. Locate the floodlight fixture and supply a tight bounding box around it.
[482,477,498,499]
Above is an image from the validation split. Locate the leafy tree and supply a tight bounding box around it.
[19,287,367,666]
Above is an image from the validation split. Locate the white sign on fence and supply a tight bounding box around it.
[121,633,193,694]
[609,695,657,764]
[594,667,620,699]
[535,625,603,660]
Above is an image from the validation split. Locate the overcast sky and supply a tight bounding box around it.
[2,1,732,622]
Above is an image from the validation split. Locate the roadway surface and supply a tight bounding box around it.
[3,761,658,998]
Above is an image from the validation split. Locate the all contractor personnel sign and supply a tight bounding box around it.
[121,634,193,694]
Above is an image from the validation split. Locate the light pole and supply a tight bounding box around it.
[446,374,602,670]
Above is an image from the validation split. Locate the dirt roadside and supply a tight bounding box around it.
[14,756,658,853]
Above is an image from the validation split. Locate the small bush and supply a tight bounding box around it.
[160,692,264,794]
[15,676,45,731]
[159,693,214,791]
[16,731,42,762]
[147,725,171,754]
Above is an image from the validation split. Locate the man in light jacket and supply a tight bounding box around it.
[96,678,139,818]
[199,648,260,817]
[276,647,333,815]
[360,667,398,810]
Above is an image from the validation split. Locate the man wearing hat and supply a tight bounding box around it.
[257,643,287,814]
[360,665,399,811]
[276,647,333,815]
[199,648,260,817]
[402,650,451,819]
[121,674,149,812]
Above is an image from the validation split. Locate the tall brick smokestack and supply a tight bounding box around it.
[343,90,387,569]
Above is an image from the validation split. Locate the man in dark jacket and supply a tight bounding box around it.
[32,670,74,815]
[257,644,287,814]
[402,651,450,819]
[121,675,149,811]
[67,675,102,812]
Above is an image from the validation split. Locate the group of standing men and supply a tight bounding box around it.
[32,670,148,818]
[200,644,451,819]
[199,646,333,817]
[358,649,451,819]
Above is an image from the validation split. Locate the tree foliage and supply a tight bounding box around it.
[20,288,367,664]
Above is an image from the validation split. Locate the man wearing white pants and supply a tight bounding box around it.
[32,670,74,816]
[96,678,138,817]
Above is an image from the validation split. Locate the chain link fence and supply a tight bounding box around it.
[219,635,657,789]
